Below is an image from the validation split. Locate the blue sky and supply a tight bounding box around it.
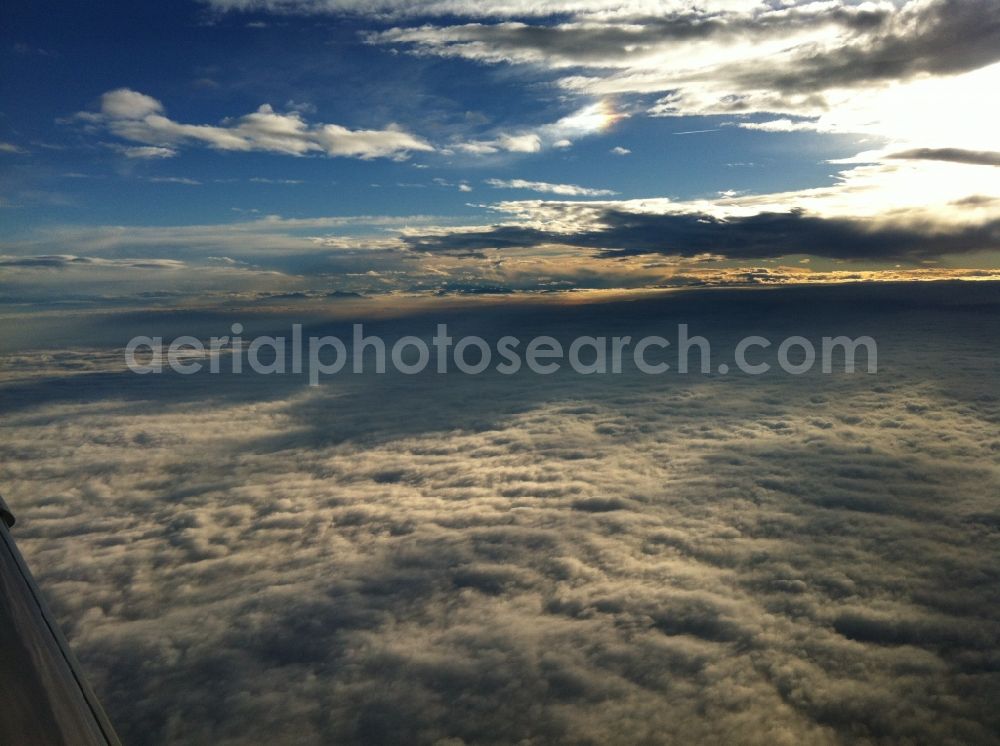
[2,0,999,301]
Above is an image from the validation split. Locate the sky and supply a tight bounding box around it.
[2,0,1000,304]
[2,3,1000,745]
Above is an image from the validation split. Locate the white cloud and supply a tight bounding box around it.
[453,133,542,155]
[82,89,434,160]
[610,146,630,155]
[100,88,163,119]
[249,177,304,184]
[146,176,201,185]
[121,145,178,159]
[485,178,617,196]
[497,132,541,153]
[451,101,625,157]
[735,119,818,133]
[452,140,498,155]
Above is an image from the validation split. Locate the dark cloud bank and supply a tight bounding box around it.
[404,208,1000,261]
[1,282,999,745]
[888,148,1000,167]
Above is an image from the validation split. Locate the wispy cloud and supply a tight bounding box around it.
[0,254,188,269]
[448,101,626,156]
[115,144,178,159]
[249,177,305,184]
[485,178,617,196]
[146,176,202,185]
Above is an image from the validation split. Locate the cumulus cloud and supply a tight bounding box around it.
[80,89,433,160]
[2,284,999,744]
[496,133,541,153]
[99,88,164,119]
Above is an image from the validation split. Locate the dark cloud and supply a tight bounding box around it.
[730,0,1000,94]
[889,148,1000,167]
[403,207,1000,261]
[0,255,185,269]
[0,255,101,268]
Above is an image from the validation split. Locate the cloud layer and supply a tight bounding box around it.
[1,284,999,744]
[403,204,1000,261]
